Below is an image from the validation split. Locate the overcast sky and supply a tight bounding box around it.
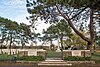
[0,0,30,24]
[0,0,50,34]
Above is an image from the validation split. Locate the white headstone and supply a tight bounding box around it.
[72,50,81,56]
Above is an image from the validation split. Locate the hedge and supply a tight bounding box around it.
[17,56,44,61]
[64,56,91,61]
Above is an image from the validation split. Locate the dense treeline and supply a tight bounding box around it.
[0,17,31,54]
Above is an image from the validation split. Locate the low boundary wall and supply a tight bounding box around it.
[63,50,91,58]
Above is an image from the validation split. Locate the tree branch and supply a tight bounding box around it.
[55,4,91,42]
[70,6,88,20]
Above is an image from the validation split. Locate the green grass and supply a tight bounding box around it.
[91,52,100,63]
[46,50,62,58]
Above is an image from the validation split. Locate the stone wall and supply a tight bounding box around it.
[37,49,46,59]
[0,49,19,55]
[63,50,91,58]
[19,50,28,56]
[0,49,37,56]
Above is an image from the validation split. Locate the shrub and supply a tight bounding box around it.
[18,56,44,61]
[0,54,14,61]
[64,56,91,61]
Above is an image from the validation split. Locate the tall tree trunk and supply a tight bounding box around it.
[60,35,63,59]
[87,41,92,50]
[50,39,53,50]
[1,44,3,54]
[9,34,12,55]
[21,41,24,49]
[5,39,9,46]
[1,38,3,54]
[56,34,61,52]
[88,8,95,50]
[60,36,63,50]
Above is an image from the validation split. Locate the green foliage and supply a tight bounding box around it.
[27,0,99,8]
[70,33,87,49]
[64,56,91,61]
[0,54,44,61]
[18,56,44,61]
[26,0,100,50]
[0,17,31,35]
[42,19,72,41]
[0,54,14,61]
[19,23,31,36]
[41,20,72,50]
[0,17,18,30]
[0,17,32,50]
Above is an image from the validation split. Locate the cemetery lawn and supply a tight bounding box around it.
[46,50,62,58]
[0,52,100,67]
[91,51,100,63]
[0,51,100,63]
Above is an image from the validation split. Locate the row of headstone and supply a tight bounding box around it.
[0,49,37,56]
[33,50,91,60]
[63,50,91,57]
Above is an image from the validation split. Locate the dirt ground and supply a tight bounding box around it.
[0,62,100,67]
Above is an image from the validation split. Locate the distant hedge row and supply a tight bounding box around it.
[17,56,44,61]
[0,54,44,61]
[64,56,91,61]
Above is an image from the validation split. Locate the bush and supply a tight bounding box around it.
[0,54,44,61]
[64,56,91,61]
[0,54,14,61]
[18,56,44,61]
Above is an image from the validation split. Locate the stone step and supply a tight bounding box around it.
[40,61,68,64]
[45,59,64,61]
[46,58,62,60]
[38,63,72,66]
[38,60,72,66]
[41,60,67,64]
